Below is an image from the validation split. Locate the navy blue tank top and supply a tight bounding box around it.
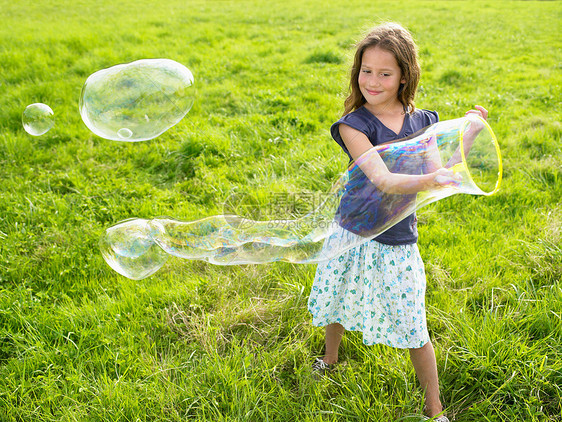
[331,106,439,245]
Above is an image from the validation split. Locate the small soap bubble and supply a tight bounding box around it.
[80,58,195,142]
[117,128,133,139]
[22,103,55,136]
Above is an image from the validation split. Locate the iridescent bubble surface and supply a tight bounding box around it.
[22,103,55,136]
[80,59,194,142]
[101,115,502,279]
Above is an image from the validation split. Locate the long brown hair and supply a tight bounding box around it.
[343,22,421,116]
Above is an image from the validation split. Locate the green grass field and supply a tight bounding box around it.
[0,0,560,420]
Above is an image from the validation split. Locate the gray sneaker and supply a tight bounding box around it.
[311,358,334,378]
[423,416,449,422]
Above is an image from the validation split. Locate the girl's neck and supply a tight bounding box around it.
[364,99,406,134]
[364,99,404,117]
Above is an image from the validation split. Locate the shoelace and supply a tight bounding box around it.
[312,358,331,370]
[423,416,449,422]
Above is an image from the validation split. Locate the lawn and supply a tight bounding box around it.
[0,0,560,421]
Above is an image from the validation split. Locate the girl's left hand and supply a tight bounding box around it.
[433,167,462,188]
[465,105,488,120]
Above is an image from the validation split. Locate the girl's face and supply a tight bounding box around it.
[358,46,405,113]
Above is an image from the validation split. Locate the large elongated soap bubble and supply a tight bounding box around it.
[80,59,194,141]
[101,115,502,279]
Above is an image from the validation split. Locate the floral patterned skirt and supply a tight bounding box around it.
[308,230,429,349]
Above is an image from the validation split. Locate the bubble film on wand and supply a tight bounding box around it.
[100,114,502,279]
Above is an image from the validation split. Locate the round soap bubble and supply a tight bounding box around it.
[22,103,55,136]
[100,115,502,279]
[79,58,194,142]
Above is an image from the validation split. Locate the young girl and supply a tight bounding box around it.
[307,22,487,421]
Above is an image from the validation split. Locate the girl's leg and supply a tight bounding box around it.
[409,341,444,417]
[323,323,345,364]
